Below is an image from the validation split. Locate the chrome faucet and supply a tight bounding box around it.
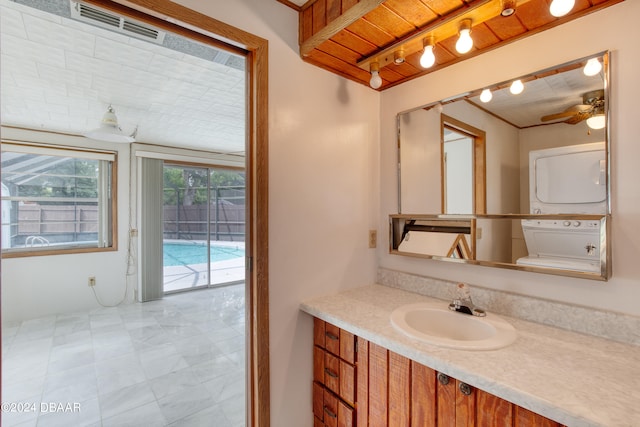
[448,283,486,317]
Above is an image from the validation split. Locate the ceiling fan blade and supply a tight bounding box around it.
[541,111,578,122]
[541,104,592,122]
[563,111,592,124]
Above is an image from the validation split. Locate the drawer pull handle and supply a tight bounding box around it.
[437,372,450,385]
[459,382,473,396]
[325,332,339,341]
[324,406,337,419]
[324,368,338,378]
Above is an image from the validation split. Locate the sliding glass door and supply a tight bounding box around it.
[163,164,245,293]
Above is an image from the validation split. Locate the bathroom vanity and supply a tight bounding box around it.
[302,284,640,426]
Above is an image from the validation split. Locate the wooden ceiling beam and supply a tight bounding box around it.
[300,0,387,57]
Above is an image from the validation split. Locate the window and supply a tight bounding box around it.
[1,143,116,256]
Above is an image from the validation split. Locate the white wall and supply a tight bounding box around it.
[380,1,640,317]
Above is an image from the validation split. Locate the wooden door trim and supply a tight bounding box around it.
[441,114,487,215]
[83,1,270,425]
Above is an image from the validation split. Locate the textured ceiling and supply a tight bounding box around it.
[0,0,247,154]
[467,62,605,129]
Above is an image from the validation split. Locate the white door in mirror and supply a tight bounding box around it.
[390,302,517,350]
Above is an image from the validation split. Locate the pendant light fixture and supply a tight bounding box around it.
[583,58,602,76]
[455,19,473,54]
[369,62,382,89]
[420,36,436,69]
[84,105,136,143]
[549,0,575,17]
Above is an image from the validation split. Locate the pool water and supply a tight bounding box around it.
[163,242,245,267]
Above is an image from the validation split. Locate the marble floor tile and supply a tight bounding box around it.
[157,384,216,425]
[102,401,167,427]
[1,286,246,426]
[99,381,156,420]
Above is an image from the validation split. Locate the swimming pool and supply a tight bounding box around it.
[163,241,245,267]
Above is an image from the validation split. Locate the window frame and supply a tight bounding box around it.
[1,142,118,258]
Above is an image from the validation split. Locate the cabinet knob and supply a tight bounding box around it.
[437,372,450,385]
[459,382,473,396]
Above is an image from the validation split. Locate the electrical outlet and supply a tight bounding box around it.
[476,227,483,239]
[368,230,377,248]
[130,229,138,237]
[88,276,96,287]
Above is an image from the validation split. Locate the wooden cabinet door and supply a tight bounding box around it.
[356,336,369,427]
[369,342,388,427]
[388,351,411,427]
[437,373,456,427]
[411,362,436,425]
[515,406,563,427]
[475,388,512,427]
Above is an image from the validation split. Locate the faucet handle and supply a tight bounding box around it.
[455,283,472,301]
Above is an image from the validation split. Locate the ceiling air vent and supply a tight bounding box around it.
[70,1,165,44]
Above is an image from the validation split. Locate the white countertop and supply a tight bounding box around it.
[300,284,640,427]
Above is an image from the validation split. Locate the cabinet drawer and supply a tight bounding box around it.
[314,318,356,363]
[315,386,354,427]
[323,351,355,405]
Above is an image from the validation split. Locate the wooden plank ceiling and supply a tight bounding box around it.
[292,0,623,90]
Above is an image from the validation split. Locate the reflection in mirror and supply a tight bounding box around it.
[390,214,611,281]
[395,52,611,280]
[399,52,609,216]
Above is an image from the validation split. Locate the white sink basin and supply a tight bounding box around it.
[390,302,517,350]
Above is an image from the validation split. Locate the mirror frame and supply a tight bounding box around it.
[393,52,611,281]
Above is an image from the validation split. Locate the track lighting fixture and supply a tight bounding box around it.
[583,58,602,76]
[455,19,473,54]
[369,62,382,89]
[549,0,575,17]
[394,48,405,65]
[480,89,492,103]
[510,79,524,95]
[420,36,436,69]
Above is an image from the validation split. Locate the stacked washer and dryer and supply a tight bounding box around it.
[516,142,606,273]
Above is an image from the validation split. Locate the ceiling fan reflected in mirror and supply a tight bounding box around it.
[540,89,605,128]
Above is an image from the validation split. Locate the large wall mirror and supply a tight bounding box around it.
[393,52,611,280]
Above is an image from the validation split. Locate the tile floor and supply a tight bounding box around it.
[1,285,246,427]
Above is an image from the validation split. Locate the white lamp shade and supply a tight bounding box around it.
[586,114,606,130]
[84,106,135,143]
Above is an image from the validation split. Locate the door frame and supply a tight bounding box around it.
[86,1,270,425]
[441,114,486,215]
